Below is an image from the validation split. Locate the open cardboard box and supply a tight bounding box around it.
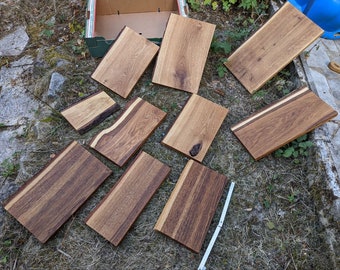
[85,0,188,57]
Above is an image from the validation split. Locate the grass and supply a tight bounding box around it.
[0,1,338,270]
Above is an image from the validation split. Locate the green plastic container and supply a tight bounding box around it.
[85,0,188,57]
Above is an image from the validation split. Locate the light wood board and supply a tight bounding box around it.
[91,26,159,98]
[224,2,323,94]
[162,94,228,162]
[152,13,216,93]
[154,159,227,253]
[231,87,338,160]
[90,97,167,167]
[61,91,120,134]
[86,151,171,246]
[4,141,112,243]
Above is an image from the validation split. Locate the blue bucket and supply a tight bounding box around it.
[288,0,340,40]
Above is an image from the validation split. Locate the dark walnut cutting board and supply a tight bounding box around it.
[154,159,227,253]
[4,141,112,243]
[86,151,170,246]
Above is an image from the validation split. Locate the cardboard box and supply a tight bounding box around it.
[85,0,188,57]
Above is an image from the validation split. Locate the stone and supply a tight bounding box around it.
[0,56,37,127]
[47,72,66,98]
[0,26,29,56]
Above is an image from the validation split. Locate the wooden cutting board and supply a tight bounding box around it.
[91,26,159,98]
[3,141,112,243]
[154,159,227,253]
[90,97,166,167]
[225,2,323,94]
[86,151,171,246]
[61,91,120,134]
[152,13,215,93]
[231,87,338,160]
[162,94,228,162]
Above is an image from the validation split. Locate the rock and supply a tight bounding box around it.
[0,56,37,127]
[47,72,66,98]
[0,26,29,56]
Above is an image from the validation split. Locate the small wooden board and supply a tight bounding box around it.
[152,13,216,93]
[61,91,120,134]
[225,2,323,94]
[162,94,228,162]
[86,151,170,246]
[231,87,338,160]
[4,141,112,243]
[154,159,227,253]
[91,26,159,98]
[90,97,166,167]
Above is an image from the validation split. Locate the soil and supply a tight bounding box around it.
[0,0,339,269]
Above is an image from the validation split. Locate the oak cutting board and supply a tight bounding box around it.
[154,159,227,253]
[231,87,338,160]
[91,26,159,98]
[86,151,171,246]
[61,91,120,134]
[90,97,166,167]
[152,13,216,93]
[4,141,112,243]
[162,94,228,162]
[225,2,323,94]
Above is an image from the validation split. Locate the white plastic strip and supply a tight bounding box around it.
[178,0,189,17]
[85,0,96,38]
[197,181,235,270]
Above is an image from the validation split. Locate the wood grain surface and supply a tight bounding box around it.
[152,13,215,93]
[86,151,171,246]
[4,141,112,243]
[225,2,323,94]
[91,26,159,98]
[231,87,338,160]
[90,97,166,167]
[61,91,120,134]
[154,159,227,253]
[162,94,228,162]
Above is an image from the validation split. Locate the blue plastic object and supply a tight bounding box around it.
[288,0,340,40]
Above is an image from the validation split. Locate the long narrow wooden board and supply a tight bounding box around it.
[231,87,338,160]
[162,94,228,162]
[90,97,166,167]
[91,26,159,98]
[4,141,112,243]
[152,13,216,93]
[61,91,120,134]
[86,151,171,246]
[225,2,323,94]
[154,159,227,253]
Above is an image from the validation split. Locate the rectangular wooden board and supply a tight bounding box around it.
[61,91,120,134]
[86,151,171,246]
[162,94,228,162]
[154,159,227,253]
[152,13,216,93]
[231,87,338,160]
[225,2,323,94]
[91,26,159,98]
[90,97,167,167]
[4,141,112,243]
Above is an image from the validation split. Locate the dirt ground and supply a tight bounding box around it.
[0,0,339,269]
